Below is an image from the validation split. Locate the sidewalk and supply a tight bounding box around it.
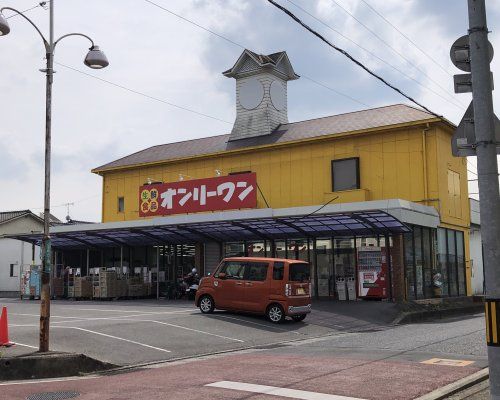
[0,333,487,400]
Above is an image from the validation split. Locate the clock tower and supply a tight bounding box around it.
[223,50,299,141]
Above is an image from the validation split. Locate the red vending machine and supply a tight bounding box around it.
[357,246,388,299]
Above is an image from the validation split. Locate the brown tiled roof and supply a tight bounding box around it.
[93,104,440,172]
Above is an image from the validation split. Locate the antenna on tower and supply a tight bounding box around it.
[64,202,75,222]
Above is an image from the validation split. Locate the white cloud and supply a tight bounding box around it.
[0,0,497,220]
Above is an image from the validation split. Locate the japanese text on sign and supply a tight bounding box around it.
[139,173,257,217]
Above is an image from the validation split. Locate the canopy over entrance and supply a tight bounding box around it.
[11,199,439,250]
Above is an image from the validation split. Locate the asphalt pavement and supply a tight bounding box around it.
[1,298,332,365]
[0,298,489,400]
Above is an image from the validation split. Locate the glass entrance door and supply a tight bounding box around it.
[333,238,355,299]
[316,239,333,297]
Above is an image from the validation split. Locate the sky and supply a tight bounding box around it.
[0,0,498,222]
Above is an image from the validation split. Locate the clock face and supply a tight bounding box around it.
[239,78,264,110]
[270,80,286,111]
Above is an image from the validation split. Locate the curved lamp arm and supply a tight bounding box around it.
[0,6,48,50]
[54,32,95,50]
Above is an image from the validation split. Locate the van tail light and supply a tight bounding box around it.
[285,283,291,297]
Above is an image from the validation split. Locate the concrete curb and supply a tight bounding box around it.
[414,368,489,400]
[393,305,484,325]
[0,352,116,381]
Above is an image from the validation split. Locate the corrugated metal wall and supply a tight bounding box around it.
[204,242,222,275]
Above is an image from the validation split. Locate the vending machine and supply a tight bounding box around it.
[357,246,388,299]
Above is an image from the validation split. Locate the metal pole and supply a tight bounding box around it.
[156,246,160,300]
[86,249,90,277]
[39,0,54,353]
[467,1,500,398]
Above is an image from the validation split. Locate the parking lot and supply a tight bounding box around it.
[1,298,338,366]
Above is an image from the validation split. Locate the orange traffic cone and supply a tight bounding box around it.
[0,306,13,347]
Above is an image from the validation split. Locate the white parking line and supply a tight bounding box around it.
[10,318,244,344]
[150,320,244,343]
[54,326,171,353]
[64,308,194,315]
[11,342,38,349]
[11,311,192,321]
[205,381,367,400]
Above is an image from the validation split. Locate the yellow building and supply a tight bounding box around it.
[19,50,470,301]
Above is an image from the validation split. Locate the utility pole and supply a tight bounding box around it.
[467,0,500,398]
[39,0,55,354]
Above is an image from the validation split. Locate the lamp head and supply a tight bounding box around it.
[84,45,109,69]
[0,13,10,36]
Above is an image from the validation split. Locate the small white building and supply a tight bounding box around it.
[469,199,484,295]
[0,211,44,297]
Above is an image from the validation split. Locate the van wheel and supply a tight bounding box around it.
[292,314,307,322]
[199,295,215,314]
[267,304,285,324]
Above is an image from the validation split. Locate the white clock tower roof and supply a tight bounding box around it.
[224,49,299,141]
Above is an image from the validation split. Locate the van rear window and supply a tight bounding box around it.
[289,263,310,282]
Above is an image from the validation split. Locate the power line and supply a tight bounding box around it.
[266,0,442,118]
[324,0,466,108]
[143,0,369,108]
[358,0,452,78]
[5,1,48,19]
[283,0,465,111]
[300,75,370,107]
[55,62,297,138]
[55,62,233,125]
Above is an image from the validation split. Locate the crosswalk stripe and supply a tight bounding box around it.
[205,381,367,400]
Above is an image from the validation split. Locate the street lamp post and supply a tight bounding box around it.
[0,1,109,352]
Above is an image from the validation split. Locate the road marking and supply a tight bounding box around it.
[11,313,92,319]
[53,326,171,353]
[11,342,38,349]
[213,314,303,334]
[421,358,475,367]
[33,316,243,342]
[150,320,244,342]
[205,381,367,400]
[64,308,194,314]
[11,312,190,322]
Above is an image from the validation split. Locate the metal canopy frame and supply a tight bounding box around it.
[10,210,410,250]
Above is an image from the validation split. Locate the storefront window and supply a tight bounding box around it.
[176,244,196,278]
[316,239,332,297]
[414,227,424,298]
[404,233,415,300]
[457,231,466,296]
[275,240,286,259]
[334,238,355,278]
[247,241,265,257]
[225,242,245,257]
[422,228,434,298]
[296,239,310,262]
[437,228,448,297]
[447,230,458,297]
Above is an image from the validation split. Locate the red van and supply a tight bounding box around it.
[195,257,312,323]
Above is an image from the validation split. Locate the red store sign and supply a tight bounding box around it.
[139,173,257,217]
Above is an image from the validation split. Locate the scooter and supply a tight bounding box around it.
[183,273,200,301]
